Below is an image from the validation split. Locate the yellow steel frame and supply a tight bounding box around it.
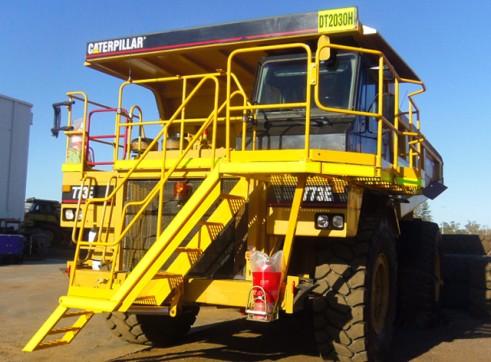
[70,74,220,252]
[56,38,437,292]
[55,37,439,307]
[60,40,439,192]
[24,32,444,352]
[313,42,429,174]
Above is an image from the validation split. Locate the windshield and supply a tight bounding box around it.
[256,58,308,105]
[255,52,357,115]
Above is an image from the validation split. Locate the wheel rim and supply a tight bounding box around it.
[371,253,390,335]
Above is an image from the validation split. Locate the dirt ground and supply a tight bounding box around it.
[2,256,491,362]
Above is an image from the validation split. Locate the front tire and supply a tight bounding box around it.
[106,306,199,346]
[313,215,397,361]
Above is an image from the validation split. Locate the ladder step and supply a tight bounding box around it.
[36,340,71,350]
[133,273,185,306]
[23,305,94,352]
[197,221,225,240]
[220,193,245,200]
[154,271,184,279]
[64,310,94,318]
[175,247,202,253]
[48,326,82,335]
[219,193,245,213]
[174,247,202,266]
[198,221,224,227]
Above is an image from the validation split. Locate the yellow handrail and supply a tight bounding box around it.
[71,73,225,289]
[226,43,313,160]
[224,40,433,180]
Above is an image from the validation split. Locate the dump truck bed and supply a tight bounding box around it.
[85,8,419,82]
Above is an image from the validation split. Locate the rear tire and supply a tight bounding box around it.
[106,306,199,346]
[313,215,397,361]
[441,254,474,309]
[468,255,491,318]
[440,234,485,255]
[398,220,442,325]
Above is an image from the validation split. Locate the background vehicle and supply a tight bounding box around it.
[24,7,446,361]
[0,199,68,263]
[0,218,24,264]
[22,198,71,247]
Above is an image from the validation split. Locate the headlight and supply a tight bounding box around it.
[315,214,330,229]
[332,215,345,229]
[64,209,75,221]
[315,213,345,230]
[64,208,82,221]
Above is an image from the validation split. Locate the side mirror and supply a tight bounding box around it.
[51,101,75,138]
[317,35,331,61]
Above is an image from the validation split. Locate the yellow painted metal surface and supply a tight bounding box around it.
[25,5,446,352]
[183,279,252,306]
[311,149,376,166]
[114,148,228,172]
[397,167,423,187]
[112,168,222,311]
[282,276,301,314]
[23,305,94,352]
[281,176,307,277]
[59,296,116,312]
[69,270,116,291]
[346,185,364,237]
[220,160,322,175]
[267,207,347,237]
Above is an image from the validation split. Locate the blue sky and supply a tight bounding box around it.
[1,1,490,227]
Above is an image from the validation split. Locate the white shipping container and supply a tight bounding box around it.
[0,94,33,220]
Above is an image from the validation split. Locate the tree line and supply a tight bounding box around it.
[414,202,489,237]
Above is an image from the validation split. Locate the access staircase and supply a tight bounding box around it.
[23,163,249,351]
[24,77,251,350]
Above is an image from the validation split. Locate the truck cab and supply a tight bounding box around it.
[247,51,386,156]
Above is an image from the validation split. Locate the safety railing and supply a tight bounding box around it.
[61,92,121,170]
[86,108,130,167]
[60,94,154,170]
[226,43,313,160]
[62,40,440,183]
[225,41,441,183]
[315,43,444,182]
[69,174,118,267]
[70,72,230,288]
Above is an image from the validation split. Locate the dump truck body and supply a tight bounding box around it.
[25,7,445,361]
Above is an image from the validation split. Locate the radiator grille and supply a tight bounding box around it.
[122,178,238,271]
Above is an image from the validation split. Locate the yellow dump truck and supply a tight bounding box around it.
[25,7,446,361]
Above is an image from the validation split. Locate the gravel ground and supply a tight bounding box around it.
[2,258,491,362]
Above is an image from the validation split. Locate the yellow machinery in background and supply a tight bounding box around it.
[25,7,445,361]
